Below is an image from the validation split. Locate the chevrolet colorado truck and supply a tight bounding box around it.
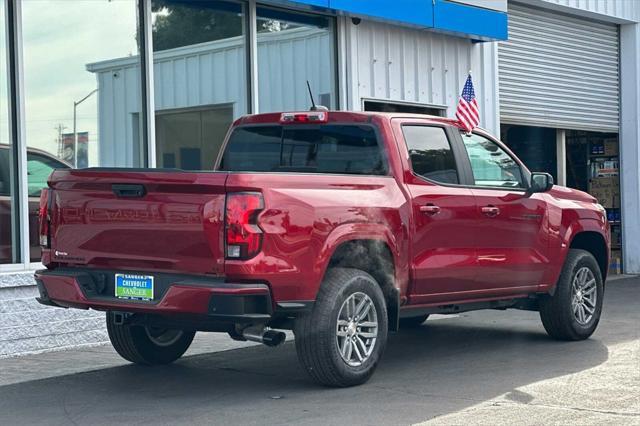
[35,111,609,387]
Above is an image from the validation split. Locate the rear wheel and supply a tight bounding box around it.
[399,314,429,328]
[106,312,195,365]
[539,249,604,341]
[294,267,388,387]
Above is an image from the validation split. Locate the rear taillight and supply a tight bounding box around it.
[225,192,264,259]
[38,188,51,248]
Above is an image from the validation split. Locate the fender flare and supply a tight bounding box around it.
[547,218,609,295]
[313,222,407,331]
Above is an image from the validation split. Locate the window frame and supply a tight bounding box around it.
[397,122,473,186]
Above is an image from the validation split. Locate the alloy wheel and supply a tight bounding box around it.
[336,292,378,367]
[571,266,597,326]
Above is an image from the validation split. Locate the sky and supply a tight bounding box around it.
[20,0,139,165]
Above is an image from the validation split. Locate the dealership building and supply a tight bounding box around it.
[0,0,638,355]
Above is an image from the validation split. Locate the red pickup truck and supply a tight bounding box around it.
[35,111,609,387]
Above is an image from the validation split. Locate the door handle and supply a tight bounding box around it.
[420,204,441,215]
[481,205,500,217]
[112,184,146,198]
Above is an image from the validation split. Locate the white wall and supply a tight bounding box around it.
[344,19,500,135]
[619,23,640,274]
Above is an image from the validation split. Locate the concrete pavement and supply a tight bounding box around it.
[0,276,638,425]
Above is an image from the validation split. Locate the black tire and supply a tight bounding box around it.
[294,267,388,387]
[106,312,195,365]
[539,249,604,341]
[399,314,429,328]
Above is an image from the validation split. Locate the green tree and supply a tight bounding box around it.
[151,1,243,51]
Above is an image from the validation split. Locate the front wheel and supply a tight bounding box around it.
[106,312,195,365]
[294,268,388,387]
[539,249,604,341]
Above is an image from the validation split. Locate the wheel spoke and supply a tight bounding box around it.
[356,299,372,319]
[583,285,597,296]
[340,336,350,358]
[354,298,367,317]
[337,329,348,337]
[352,339,364,362]
[337,319,349,326]
[358,331,377,339]
[583,303,595,315]
[358,321,377,328]
[578,305,586,323]
[580,268,589,286]
[355,336,368,356]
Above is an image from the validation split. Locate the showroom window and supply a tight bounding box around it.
[22,0,144,261]
[257,6,336,113]
[152,0,247,170]
[0,0,15,265]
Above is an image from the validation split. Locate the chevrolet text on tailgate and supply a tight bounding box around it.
[36,111,610,387]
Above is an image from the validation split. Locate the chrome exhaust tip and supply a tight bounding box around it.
[241,326,286,347]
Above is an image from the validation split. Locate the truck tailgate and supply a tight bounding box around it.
[48,169,228,275]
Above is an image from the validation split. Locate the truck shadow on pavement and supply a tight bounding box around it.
[0,310,614,425]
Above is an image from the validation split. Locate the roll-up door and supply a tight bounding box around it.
[499,4,619,132]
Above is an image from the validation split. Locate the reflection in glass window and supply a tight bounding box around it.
[22,0,143,261]
[403,126,459,184]
[462,133,524,188]
[152,0,247,170]
[26,152,67,197]
[257,7,336,112]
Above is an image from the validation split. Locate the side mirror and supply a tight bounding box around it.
[529,172,554,193]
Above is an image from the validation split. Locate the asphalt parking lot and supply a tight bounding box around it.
[0,276,638,425]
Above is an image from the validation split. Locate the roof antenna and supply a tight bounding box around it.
[307,80,328,111]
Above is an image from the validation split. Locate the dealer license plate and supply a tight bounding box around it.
[115,274,154,301]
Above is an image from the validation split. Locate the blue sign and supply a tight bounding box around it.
[268,0,507,41]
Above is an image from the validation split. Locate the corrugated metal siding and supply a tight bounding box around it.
[258,28,334,111]
[499,4,620,131]
[537,0,640,23]
[351,20,500,134]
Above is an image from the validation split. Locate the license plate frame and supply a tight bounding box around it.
[115,273,154,301]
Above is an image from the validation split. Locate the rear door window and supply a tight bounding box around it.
[219,125,387,175]
[402,125,459,184]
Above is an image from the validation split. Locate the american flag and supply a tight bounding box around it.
[456,73,479,133]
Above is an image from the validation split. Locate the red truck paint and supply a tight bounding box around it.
[36,111,610,321]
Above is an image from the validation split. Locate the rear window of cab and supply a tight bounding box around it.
[219,124,388,175]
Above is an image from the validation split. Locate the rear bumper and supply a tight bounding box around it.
[35,268,278,321]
